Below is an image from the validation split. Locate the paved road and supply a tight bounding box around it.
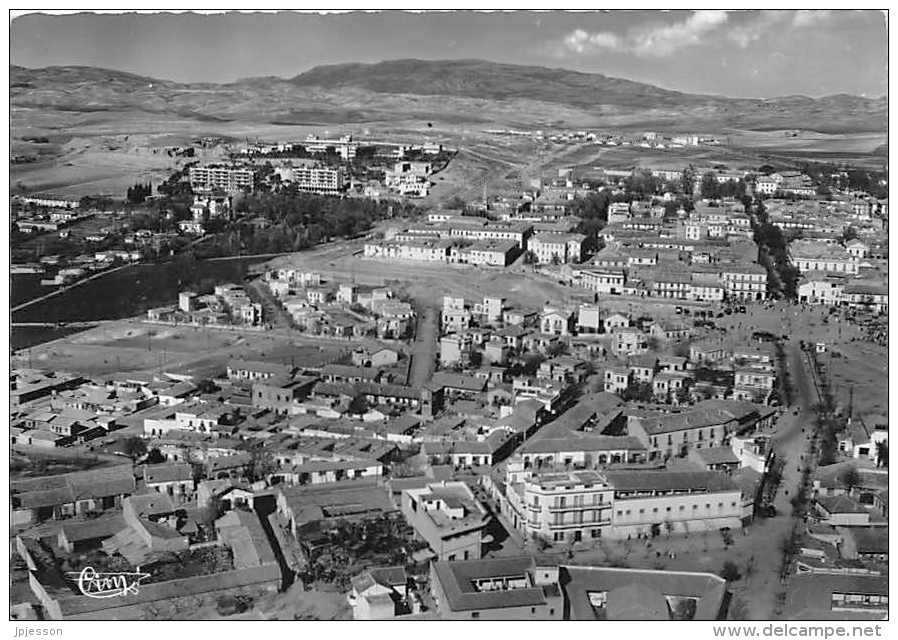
[767,340,817,516]
[407,306,438,388]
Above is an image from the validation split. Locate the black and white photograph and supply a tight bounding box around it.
[6,6,890,626]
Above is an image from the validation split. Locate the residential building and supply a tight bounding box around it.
[720,264,768,301]
[561,565,727,621]
[783,574,888,620]
[429,556,564,620]
[580,269,626,294]
[837,418,888,461]
[189,165,254,193]
[505,469,613,543]
[540,308,575,336]
[604,470,743,538]
[789,241,859,275]
[348,567,411,620]
[627,404,741,459]
[277,164,347,194]
[527,233,586,264]
[402,481,489,561]
[227,360,295,381]
[604,366,629,394]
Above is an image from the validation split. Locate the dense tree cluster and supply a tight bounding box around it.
[191,187,418,257]
[750,199,799,299]
[567,191,610,238]
[126,182,153,205]
[699,173,747,200]
[794,161,888,199]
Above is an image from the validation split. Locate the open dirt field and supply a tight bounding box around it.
[11,319,352,379]
[712,301,887,418]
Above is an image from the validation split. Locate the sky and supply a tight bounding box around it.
[9,10,888,98]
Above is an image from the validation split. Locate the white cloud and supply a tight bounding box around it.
[554,10,728,58]
[562,28,623,54]
[727,10,790,48]
[792,10,834,27]
[630,10,728,56]
[552,9,847,59]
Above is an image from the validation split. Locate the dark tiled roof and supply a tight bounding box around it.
[605,470,738,493]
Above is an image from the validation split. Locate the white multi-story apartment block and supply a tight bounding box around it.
[276,164,346,194]
[189,165,255,193]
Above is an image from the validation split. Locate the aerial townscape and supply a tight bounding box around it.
[8,10,889,625]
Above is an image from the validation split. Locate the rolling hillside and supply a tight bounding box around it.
[10,59,888,132]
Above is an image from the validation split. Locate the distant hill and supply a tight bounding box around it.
[288,58,887,117]
[287,58,719,110]
[9,60,888,133]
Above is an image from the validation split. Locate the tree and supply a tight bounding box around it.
[681,167,697,195]
[701,172,721,199]
[247,450,277,483]
[621,381,654,403]
[122,436,147,461]
[727,596,751,621]
[839,466,861,491]
[127,182,152,205]
[522,250,538,265]
[875,441,888,468]
[720,561,742,583]
[146,448,167,464]
[348,394,369,416]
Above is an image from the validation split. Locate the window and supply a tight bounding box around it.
[471,612,480,619]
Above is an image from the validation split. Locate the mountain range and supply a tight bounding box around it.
[10,58,888,133]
